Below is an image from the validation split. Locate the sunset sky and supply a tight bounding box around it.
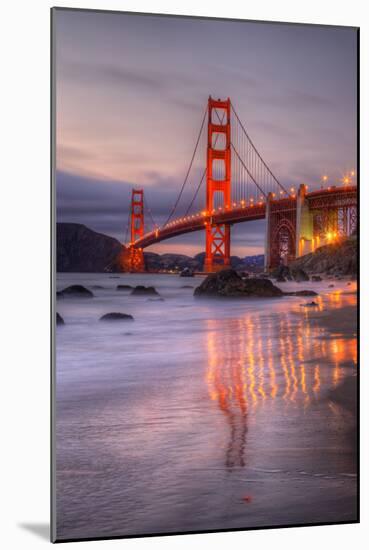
[55,9,357,256]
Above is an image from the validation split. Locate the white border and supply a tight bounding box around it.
[1,1,367,548]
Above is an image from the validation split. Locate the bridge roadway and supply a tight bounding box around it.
[132,185,357,249]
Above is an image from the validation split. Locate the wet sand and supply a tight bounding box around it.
[55,274,358,539]
[312,304,357,416]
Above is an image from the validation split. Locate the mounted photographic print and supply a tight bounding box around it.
[51,8,359,543]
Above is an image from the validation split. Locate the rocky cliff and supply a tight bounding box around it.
[57,223,124,272]
[290,237,357,276]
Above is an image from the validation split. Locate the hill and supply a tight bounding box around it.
[290,237,357,276]
[57,223,124,272]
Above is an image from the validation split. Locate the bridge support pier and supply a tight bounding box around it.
[127,188,146,272]
[296,184,314,257]
[264,192,273,272]
[204,222,231,272]
[127,247,145,272]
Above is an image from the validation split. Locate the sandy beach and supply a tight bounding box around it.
[55,273,358,539]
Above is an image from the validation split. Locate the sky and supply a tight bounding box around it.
[54,9,357,257]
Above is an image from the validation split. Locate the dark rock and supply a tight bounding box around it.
[271,264,293,281]
[289,237,357,277]
[58,285,94,298]
[56,312,64,325]
[300,301,319,307]
[311,275,322,282]
[180,267,194,277]
[57,223,123,273]
[131,285,159,296]
[285,290,318,297]
[276,275,286,282]
[99,312,134,321]
[194,269,283,298]
[329,284,335,288]
[347,282,352,286]
[181,285,194,289]
[291,268,309,282]
[116,284,133,291]
[91,285,104,289]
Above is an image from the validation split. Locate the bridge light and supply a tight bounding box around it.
[322,175,328,182]
[272,193,276,198]
[350,170,355,177]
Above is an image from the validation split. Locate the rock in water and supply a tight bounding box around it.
[285,290,318,297]
[58,285,94,298]
[116,284,133,290]
[99,312,134,321]
[131,286,159,296]
[272,265,293,281]
[291,268,309,282]
[56,312,64,325]
[194,269,283,297]
[311,275,322,282]
[180,267,194,277]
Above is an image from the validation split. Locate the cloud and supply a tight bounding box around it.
[61,61,166,91]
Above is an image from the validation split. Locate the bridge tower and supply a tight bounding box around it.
[127,189,145,272]
[204,96,232,272]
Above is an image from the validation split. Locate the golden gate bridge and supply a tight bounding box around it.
[123,97,357,273]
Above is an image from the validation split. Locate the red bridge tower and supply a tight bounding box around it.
[127,189,145,272]
[204,97,231,272]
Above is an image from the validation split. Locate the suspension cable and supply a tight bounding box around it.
[143,194,157,231]
[124,204,131,245]
[231,104,288,195]
[183,108,226,216]
[212,107,267,200]
[184,168,206,216]
[230,143,267,199]
[162,105,208,227]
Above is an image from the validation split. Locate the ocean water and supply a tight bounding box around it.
[55,273,357,540]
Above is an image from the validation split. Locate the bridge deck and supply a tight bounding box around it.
[132,186,357,250]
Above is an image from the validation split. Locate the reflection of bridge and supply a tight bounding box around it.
[123,97,357,272]
[205,294,357,469]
